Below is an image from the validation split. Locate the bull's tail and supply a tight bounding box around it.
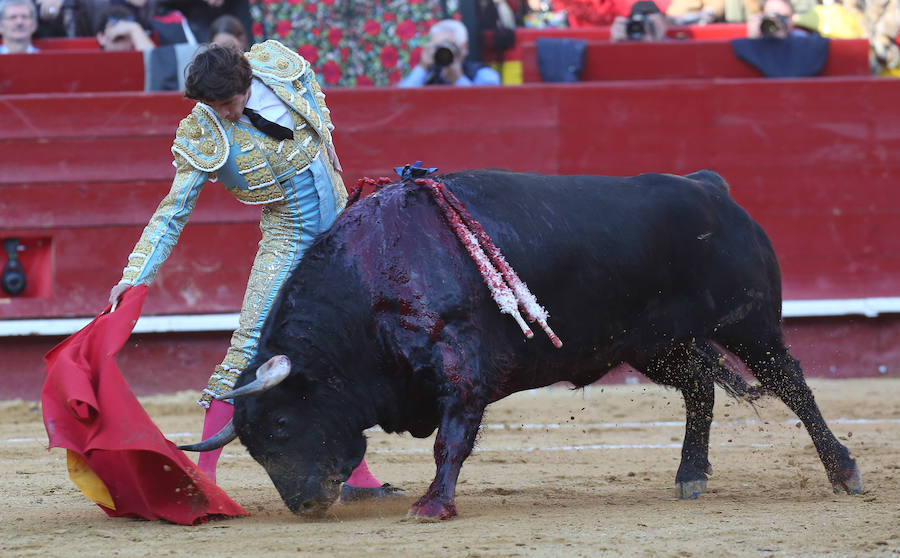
[694,340,767,403]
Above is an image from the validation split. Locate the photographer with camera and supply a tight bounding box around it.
[746,0,798,38]
[398,19,501,87]
[610,1,669,42]
[731,0,830,78]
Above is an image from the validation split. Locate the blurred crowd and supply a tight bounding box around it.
[1,0,898,82]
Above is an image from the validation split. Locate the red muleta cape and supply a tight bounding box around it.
[41,285,247,525]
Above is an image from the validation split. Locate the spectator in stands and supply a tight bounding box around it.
[0,0,39,53]
[96,5,198,91]
[96,5,155,51]
[109,0,158,30]
[666,0,725,25]
[163,0,253,47]
[398,19,502,86]
[731,0,829,78]
[793,2,865,39]
[866,0,899,73]
[34,0,98,38]
[209,13,248,51]
[610,1,670,42]
[724,0,812,23]
[522,0,569,28]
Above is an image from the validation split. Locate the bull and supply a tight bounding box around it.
[181,169,862,520]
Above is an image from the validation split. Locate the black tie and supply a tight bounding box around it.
[242,107,294,141]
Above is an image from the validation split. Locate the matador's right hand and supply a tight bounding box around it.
[108,283,130,308]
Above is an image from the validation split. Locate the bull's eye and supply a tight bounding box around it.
[274,416,290,438]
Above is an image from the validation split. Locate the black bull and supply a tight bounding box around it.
[182,169,861,519]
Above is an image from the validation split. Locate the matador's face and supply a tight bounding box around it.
[208,88,251,122]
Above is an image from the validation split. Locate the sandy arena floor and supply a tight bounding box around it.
[1,378,898,557]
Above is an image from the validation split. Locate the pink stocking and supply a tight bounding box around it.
[196,399,234,484]
[344,457,383,488]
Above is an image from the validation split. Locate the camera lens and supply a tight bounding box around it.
[759,14,785,38]
[626,15,646,40]
[434,46,454,67]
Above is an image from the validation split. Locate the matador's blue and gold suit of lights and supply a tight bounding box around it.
[117,41,348,407]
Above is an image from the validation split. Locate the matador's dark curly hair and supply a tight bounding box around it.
[184,44,252,103]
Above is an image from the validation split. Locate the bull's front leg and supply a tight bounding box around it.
[409,398,484,520]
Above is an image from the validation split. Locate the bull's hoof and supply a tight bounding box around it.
[407,499,457,521]
[339,483,405,504]
[831,463,863,495]
[675,479,707,500]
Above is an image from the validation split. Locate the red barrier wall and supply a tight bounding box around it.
[0,37,100,50]
[3,78,898,321]
[4,313,897,400]
[521,39,870,82]
[481,23,750,64]
[0,51,144,94]
[1,79,899,397]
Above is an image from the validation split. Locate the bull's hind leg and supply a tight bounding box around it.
[732,342,862,494]
[639,343,715,499]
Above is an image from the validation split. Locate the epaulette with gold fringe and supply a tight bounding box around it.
[245,40,307,82]
[171,104,229,172]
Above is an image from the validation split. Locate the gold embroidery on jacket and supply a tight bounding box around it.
[200,193,301,403]
[172,104,229,172]
[245,40,305,82]
[121,155,205,284]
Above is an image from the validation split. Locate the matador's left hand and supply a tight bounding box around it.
[326,142,343,173]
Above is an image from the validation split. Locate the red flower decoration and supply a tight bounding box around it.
[275,19,292,38]
[410,46,422,68]
[322,0,335,4]
[286,0,301,5]
[383,12,395,22]
[312,27,320,37]
[322,60,342,85]
[305,3,317,14]
[251,22,263,37]
[327,27,342,47]
[363,42,373,52]
[396,20,416,40]
[341,47,349,62]
[356,75,373,87]
[364,20,381,36]
[298,44,318,65]
[380,45,398,69]
[389,69,402,84]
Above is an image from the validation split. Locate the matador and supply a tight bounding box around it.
[109,41,401,501]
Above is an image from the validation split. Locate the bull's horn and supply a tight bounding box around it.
[214,355,292,400]
[177,418,237,452]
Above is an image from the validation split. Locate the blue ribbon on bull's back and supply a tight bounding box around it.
[395,161,438,180]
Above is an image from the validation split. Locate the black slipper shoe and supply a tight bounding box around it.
[339,483,406,503]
